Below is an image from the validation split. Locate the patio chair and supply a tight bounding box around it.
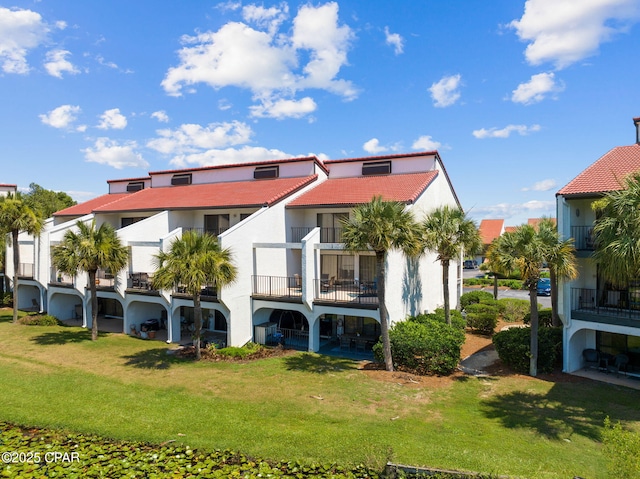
[582,348,600,370]
[340,335,352,351]
[607,354,629,377]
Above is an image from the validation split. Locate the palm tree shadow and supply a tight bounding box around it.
[480,382,638,441]
[121,348,186,369]
[283,352,357,374]
[30,329,107,345]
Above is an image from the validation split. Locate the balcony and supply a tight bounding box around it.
[184,227,228,237]
[572,225,594,251]
[95,269,115,289]
[17,263,34,279]
[126,272,159,295]
[252,275,302,302]
[571,288,640,328]
[49,268,74,288]
[289,227,344,243]
[173,283,218,301]
[314,279,378,308]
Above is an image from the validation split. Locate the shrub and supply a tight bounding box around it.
[460,290,494,308]
[1,292,12,307]
[410,308,466,330]
[602,417,640,479]
[523,308,553,327]
[464,302,499,335]
[211,342,263,359]
[18,314,60,326]
[498,298,530,323]
[374,319,464,376]
[492,326,563,374]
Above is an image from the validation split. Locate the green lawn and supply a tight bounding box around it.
[0,309,637,479]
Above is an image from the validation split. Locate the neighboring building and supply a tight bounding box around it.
[0,184,17,197]
[6,151,462,354]
[476,219,504,265]
[556,117,640,374]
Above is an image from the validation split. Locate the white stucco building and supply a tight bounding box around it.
[7,151,463,354]
[557,118,640,374]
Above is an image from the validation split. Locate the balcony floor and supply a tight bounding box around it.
[570,368,640,390]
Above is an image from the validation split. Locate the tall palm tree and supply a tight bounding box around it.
[0,195,44,323]
[341,196,421,372]
[486,225,545,376]
[591,172,640,287]
[52,220,129,340]
[421,205,481,325]
[152,230,237,360]
[537,217,577,326]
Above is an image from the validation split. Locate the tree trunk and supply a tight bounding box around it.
[529,282,539,377]
[12,229,19,323]
[376,252,393,372]
[549,268,561,327]
[493,274,498,300]
[88,270,99,341]
[193,294,202,360]
[442,258,451,325]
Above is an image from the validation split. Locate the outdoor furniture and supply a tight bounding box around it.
[339,335,352,351]
[607,354,629,376]
[321,276,335,292]
[582,348,600,370]
[354,338,367,353]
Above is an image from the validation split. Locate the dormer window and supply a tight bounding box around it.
[254,165,279,179]
[171,173,192,185]
[362,161,391,176]
[126,181,145,192]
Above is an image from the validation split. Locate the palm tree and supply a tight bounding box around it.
[0,195,44,323]
[52,220,129,340]
[421,205,481,325]
[341,196,421,372]
[152,230,237,360]
[537,217,577,326]
[591,172,640,287]
[486,225,545,376]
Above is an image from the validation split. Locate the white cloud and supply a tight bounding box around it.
[511,72,564,104]
[162,2,356,119]
[412,135,441,151]
[83,138,148,169]
[522,179,557,191]
[39,104,81,129]
[473,124,541,139]
[509,0,640,69]
[147,121,253,156]
[363,138,388,154]
[97,108,127,130]
[471,200,556,220]
[169,145,293,168]
[44,49,79,78]
[249,96,316,119]
[384,26,404,55]
[429,74,462,108]
[151,110,169,123]
[0,7,49,74]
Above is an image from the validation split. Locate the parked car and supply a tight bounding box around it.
[463,260,478,269]
[537,278,551,296]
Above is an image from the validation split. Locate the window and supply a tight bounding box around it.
[317,213,347,242]
[204,214,230,235]
[362,160,391,176]
[254,165,279,179]
[171,173,192,185]
[126,181,144,192]
[121,217,147,228]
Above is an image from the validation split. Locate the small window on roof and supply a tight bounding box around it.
[362,161,391,176]
[171,173,192,185]
[126,181,145,192]
[254,165,279,179]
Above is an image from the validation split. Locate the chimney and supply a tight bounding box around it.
[634,117,640,144]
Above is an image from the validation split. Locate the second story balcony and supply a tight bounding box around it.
[252,275,302,302]
[314,278,378,308]
[17,263,34,279]
[126,272,160,295]
[572,225,594,251]
[50,268,74,288]
[571,288,640,328]
[173,283,218,301]
[289,227,344,243]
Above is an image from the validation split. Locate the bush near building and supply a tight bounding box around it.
[492,326,563,374]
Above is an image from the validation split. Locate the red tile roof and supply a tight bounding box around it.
[147,156,328,176]
[286,171,438,208]
[323,150,438,165]
[54,193,131,217]
[93,175,318,213]
[557,145,640,196]
[528,217,555,229]
[504,226,517,234]
[479,219,504,245]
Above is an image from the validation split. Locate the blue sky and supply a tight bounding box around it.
[1,0,640,226]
